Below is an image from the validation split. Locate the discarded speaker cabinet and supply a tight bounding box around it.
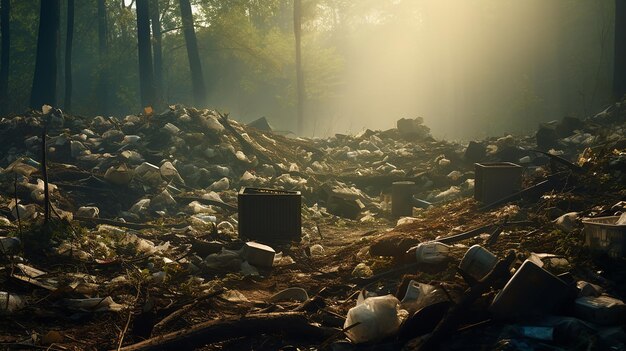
[474,162,523,204]
[238,187,301,244]
[582,216,626,258]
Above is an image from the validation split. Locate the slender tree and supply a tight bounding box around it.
[31,0,61,109]
[137,0,155,109]
[64,0,74,111]
[614,0,626,99]
[97,0,109,114]
[151,0,163,106]
[294,0,305,134]
[0,0,9,113]
[179,0,206,106]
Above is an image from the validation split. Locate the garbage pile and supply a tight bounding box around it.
[0,101,624,350]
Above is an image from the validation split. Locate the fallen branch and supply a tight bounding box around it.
[73,216,160,230]
[115,312,336,351]
[152,288,224,335]
[436,220,532,245]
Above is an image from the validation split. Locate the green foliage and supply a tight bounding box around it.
[0,0,617,137]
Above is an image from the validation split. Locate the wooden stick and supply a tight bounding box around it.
[74,216,194,231]
[152,288,224,335]
[13,174,22,241]
[42,126,50,225]
[114,312,335,351]
[117,287,141,350]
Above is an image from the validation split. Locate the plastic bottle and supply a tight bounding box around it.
[414,241,452,264]
[459,245,498,281]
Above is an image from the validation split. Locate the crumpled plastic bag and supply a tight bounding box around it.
[344,294,403,343]
[204,248,242,270]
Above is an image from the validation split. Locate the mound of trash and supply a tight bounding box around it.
[0,102,624,350]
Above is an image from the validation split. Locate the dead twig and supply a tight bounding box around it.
[152,287,225,335]
[41,125,50,225]
[14,173,22,241]
[117,285,142,350]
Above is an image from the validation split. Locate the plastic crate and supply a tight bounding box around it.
[474,162,522,204]
[238,187,301,244]
[583,216,626,258]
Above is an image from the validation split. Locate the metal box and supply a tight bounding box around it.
[238,187,301,244]
[583,216,626,258]
[474,162,523,204]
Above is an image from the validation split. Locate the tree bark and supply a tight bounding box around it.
[0,0,9,113]
[179,0,206,106]
[614,0,626,99]
[97,0,109,114]
[64,0,74,111]
[294,0,305,134]
[150,0,163,107]
[30,0,61,109]
[137,0,155,109]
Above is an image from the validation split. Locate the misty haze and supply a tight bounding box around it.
[0,1,625,350]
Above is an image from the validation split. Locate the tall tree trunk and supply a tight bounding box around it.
[0,0,10,114]
[136,0,155,109]
[614,0,626,99]
[293,0,305,134]
[31,0,60,109]
[151,0,163,106]
[64,0,74,111]
[97,0,109,114]
[179,0,206,106]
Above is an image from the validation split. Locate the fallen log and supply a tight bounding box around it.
[115,312,336,351]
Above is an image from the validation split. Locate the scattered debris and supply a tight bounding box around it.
[0,102,624,349]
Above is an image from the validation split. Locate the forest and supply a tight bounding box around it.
[0,0,622,138]
[0,1,625,351]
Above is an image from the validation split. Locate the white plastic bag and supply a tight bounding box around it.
[344,294,402,343]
